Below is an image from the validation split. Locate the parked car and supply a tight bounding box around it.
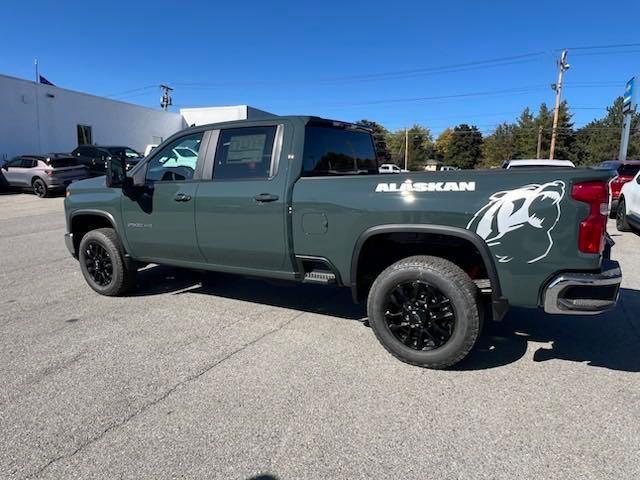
[0,154,89,197]
[440,165,459,171]
[64,116,621,369]
[502,159,575,169]
[71,145,143,176]
[378,163,408,173]
[616,169,640,232]
[598,161,640,217]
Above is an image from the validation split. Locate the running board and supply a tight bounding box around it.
[303,270,336,285]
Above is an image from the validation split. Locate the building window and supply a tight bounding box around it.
[77,125,92,145]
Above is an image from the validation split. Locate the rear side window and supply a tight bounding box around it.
[21,159,37,168]
[303,126,378,176]
[213,126,277,180]
[618,164,640,176]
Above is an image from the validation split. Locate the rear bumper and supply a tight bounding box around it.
[64,232,77,259]
[543,260,622,315]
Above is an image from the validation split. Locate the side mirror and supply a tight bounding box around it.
[105,157,126,188]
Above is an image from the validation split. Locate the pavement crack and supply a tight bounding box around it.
[22,313,301,480]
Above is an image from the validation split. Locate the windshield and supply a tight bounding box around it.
[107,147,141,158]
[49,158,79,168]
[619,164,640,176]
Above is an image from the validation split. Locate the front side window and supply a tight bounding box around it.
[213,126,277,180]
[6,157,23,168]
[145,132,203,184]
[303,126,378,176]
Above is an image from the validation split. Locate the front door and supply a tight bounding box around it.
[195,124,292,273]
[121,132,206,263]
[3,157,31,186]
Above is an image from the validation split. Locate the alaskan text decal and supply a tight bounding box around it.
[375,180,476,193]
[467,181,566,264]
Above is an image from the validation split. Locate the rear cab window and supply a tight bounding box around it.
[303,124,379,176]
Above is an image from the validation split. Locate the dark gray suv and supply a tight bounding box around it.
[0,155,89,197]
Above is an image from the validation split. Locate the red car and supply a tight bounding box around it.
[598,160,640,217]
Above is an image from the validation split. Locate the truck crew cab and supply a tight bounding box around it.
[64,116,622,369]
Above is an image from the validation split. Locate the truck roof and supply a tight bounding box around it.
[183,115,372,133]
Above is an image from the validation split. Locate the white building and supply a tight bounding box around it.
[0,73,274,161]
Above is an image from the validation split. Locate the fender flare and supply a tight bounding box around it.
[350,224,509,320]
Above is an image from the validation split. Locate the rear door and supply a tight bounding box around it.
[120,131,208,263]
[195,123,292,273]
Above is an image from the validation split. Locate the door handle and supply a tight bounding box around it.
[174,192,192,202]
[253,193,279,203]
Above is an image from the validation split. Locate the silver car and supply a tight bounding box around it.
[0,154,90,197]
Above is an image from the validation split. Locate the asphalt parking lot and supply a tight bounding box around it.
[1,193,639,480]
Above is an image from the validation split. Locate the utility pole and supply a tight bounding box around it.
[160,84,173,111]
[404,128,409,170]
[536,125,543,158]
[549,50,569,160]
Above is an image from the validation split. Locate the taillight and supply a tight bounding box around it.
[571,181,608,254]
[45,170,54,177]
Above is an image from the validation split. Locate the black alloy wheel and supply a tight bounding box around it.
[33,179,47,197]
[384,280,455,351]
[83,242,114,287]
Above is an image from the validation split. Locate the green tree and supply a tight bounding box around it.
[514,107,537,158]
[434,128,454,162]
[445,124,483,169]
[481,122,516,168]
[386,124,435,170]
[571,97,640,165]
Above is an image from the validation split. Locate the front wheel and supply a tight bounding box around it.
[367,255,481,369]
[78,228,137,296]
[616,199,632,232]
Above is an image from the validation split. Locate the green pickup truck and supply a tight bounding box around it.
[64,116,622,368]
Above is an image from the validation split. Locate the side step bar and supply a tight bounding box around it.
[303,270,336,285]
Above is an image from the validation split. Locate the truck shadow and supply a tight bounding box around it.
[132,265,366,321]
[457,287,640,372]
[131,266,640,372]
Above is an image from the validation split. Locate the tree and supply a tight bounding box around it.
[386,124,435,170]
[357,119,391,164]
[445,124,483,169]
[571,97,640,165]
[481,122,516,168]
[514,107,537,158]
[434,128,454,162]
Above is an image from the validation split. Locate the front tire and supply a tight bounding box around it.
[367,255,481,369]
[78,228,137,296]
[32,178,48,198]
[616,199,632,232]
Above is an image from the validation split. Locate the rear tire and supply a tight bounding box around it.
[79,228,137,296]
[367,255,481,369]
[616,199,632,232]
[32,178,48,198]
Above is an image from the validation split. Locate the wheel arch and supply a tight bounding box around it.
[69,210,120,256]
[350,224,508,320]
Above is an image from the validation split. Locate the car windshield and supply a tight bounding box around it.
[107,147,141,158]
[49,158,78,168]
[619,164,640,176]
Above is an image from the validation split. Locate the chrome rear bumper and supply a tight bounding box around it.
[543,260,622,315]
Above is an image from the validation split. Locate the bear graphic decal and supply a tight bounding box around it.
[467,180,566,264]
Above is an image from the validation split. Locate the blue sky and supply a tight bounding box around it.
[2,0,639,136]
